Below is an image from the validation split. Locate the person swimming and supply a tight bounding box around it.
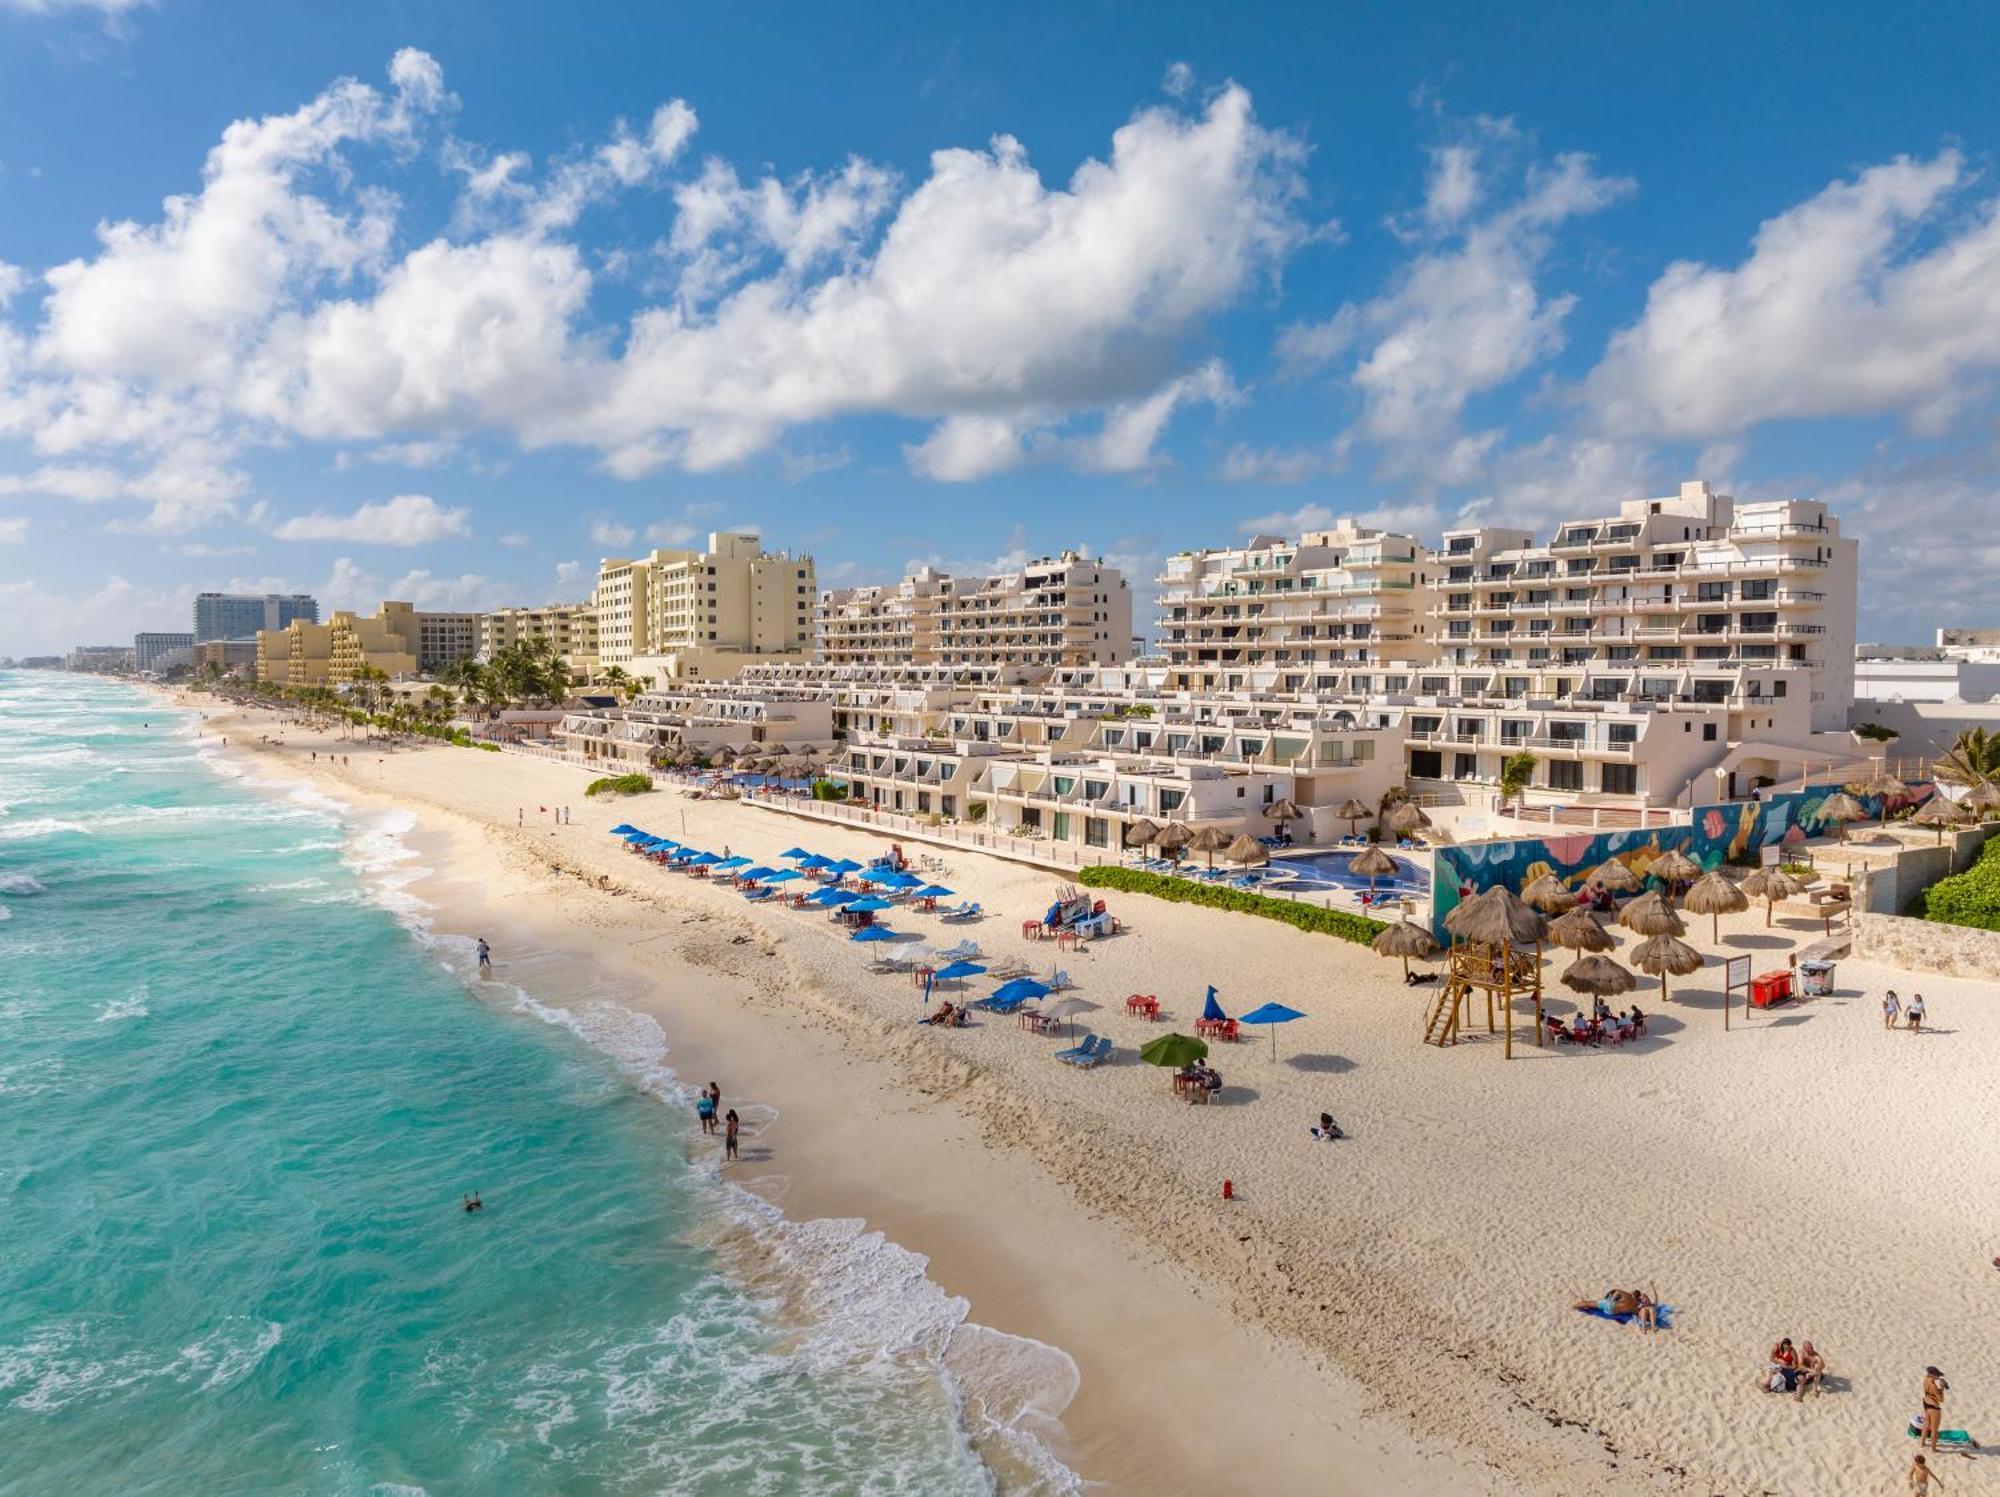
[463,1191,483,1213]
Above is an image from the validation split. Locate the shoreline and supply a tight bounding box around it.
[156,684,2000,1496]
[173,691,1504,1497]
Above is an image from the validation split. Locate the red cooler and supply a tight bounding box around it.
[1751,971,1792,1008]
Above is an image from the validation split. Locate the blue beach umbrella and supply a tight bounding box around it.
[848,895,894,913]
[738,866,777,881]
[1200,986,1228,1024]
[814,888,860,906]
[827,859,862,874]
[620,830,652,842]
[851,925,905,943]
[1238,1001,1308,1059]
[610,823,638,835]
[780,847,812,860]
[934,960,986,983]
[691,852,723,867]
[913,884,953,900]
[875,871,923,889]
[798,854,832,870]
[713,856,751,871]
[989,977,1052,1005]
[765,869,801,884]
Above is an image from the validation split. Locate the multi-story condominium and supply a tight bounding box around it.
[65,645,135,673]
[193,592,317,644]
[560,685,837,767]
[133,632,195,673]
[479,603,599,674]
[594,532,815,686]
[1157,521,1430,695]
[817,554,1131,669]
[257,601,477,685]
[410,611,479,672]
[192,639,259,676]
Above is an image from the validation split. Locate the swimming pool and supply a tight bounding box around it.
[1256,848,1431,899]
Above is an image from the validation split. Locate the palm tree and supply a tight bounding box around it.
[1935,727,2000,789]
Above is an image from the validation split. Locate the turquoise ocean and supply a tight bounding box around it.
[0,673,1077,1496]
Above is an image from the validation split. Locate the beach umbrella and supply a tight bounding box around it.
[1264,798,1302,824]
[1618,889,1687,940]
[933,960,986,983]
[1123,817,1161,850]
[1154,821,1194,855]
[620,829,653,841]
[1911,795,1972,844]
[738,866,777,881]
[1444,886,1548,948]
[1189,824,1232,869]
[991,977,1052,1006]
[1371,920,1438,981]
[1647,848,1701,901]
[827,858,863,874]
[1200,986,1228,1023]
[913,884,954,899]
[1816,791,1867,841]
[1520,872,1577,914]
[780,846,812,860]
[610,823,638,835]
[1561,953,1636,999]
[1224,832,1269,867]
[1335,797,1374,837]
[691,852,723,866]
[815,888,860,906]
[1041,994,1100,1037]
[1631,932,1703,1002]
[1590,857,1641,894]
[849,895,894,913]
[1238,1001,1308,1060]
[798,853,832,870]
[1966,780,2000,812]
[1388,801,1432,836]
[1851,771,1904,800]
[765,868,802,884]
[714,855,751,870]
[1349,844,1398,895]
[1740,866,1804,927]
[1683,870,1750,941]
[1138,1032,1209,1072]
[1547,906,1615,953]
[851,925,906,943]
[877,871,925,888]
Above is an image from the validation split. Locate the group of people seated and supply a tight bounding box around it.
[920,1001,968,1028]
[1548,999,1647,1046]
[1756,1337,1826,1400]
[1175,1062,1224,1103]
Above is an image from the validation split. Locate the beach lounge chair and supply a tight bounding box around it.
[1063,1036,1112,1068]
[1048,970,1074,992]
[1052,1032,1096,1062]
[941,902,982,923]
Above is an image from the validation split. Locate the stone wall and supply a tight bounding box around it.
[1852,912,2000,979]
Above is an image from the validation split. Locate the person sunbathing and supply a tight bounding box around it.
[921,1002,956,1026]
[1575,1287,1657,1328]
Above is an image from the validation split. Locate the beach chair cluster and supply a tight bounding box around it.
[1053,1034,1112,1067]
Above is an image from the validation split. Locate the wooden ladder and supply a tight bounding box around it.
[1423,982,1463,1047]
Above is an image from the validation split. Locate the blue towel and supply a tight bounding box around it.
[1576,1303,1674,1329]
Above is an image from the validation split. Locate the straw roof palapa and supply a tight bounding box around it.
[1683,869,1750,939]
[1188,825,1232,852]
[1154,821,1194,850]
[1817,792,1868,836]
[1350,845,1398,879]
[1631,932,1703,1002]
[1741,866,1804,926]
[1590,857,1641,892]
[1444,886,1548,947]
[1561,953,1636,998]
[1122,817,1161,848]
[1547,906,1615,952]
[1388,801,1432,833]
[1264,798,1302,822]
[1372,918,1439,980]
[1619,889,1687,939]
[1520,872,1577,913]
[1965,779,2000,810]
[1224,833,1270,866]
[1852,772,1903,798]
[1910,796,1971,843]
[1336,797,1374,826]
[1648,848,1701,886]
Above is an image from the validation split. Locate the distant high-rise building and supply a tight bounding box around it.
[193,592,318,643]
[134,632,196,673]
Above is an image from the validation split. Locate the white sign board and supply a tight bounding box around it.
[1760,843,1782,868]
[1725,955,1751,990]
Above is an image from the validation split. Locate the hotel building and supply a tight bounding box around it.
[257,601,481,686]
[133,631,195,673]
[193,592,317,644]
[818,553,1131,670]
[479,603,599,676]
[594,532,815,686]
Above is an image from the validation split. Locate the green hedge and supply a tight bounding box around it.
[1077,865,1390,944]
[1907,835,2000,930]
[584,772,655,798]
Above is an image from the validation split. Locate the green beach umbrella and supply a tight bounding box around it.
[1138,1032,1209,1070]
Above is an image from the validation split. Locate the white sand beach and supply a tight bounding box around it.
[189,696,2000,1497]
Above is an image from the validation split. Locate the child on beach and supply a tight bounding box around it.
[1884,990,1902,1029]
[1907,994,1926,1033]
[1909,1453,1944,1494]
[723,1109,740,1162]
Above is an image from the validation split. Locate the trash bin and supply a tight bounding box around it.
[1751,970,1792,1008]
[1799,960,1835,997]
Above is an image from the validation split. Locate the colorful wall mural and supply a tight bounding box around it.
[1430,782,1936,936]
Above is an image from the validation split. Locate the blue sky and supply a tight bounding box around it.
[2,0,1998,655]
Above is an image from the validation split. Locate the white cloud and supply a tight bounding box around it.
[0,262,25,308]
[0,516,26,543]
[271,493,472,545]
[499,530,531,547]
[1222,435,1350,485]
[171,541,254,558]
[589,518,636,547]
[644,519,696,545]
[0,462,128,500]
[1585,151,2000,439]
[1161,61,1194,99]
[554,559,582,589]
[349,438,460,469]
[779,445,852,483]
[1240,501,1333,534]
[1282,143,1631,478]
[903,413,1034,482]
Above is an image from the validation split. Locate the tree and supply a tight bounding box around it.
[1936,727,2000,788]
[1499,749,1538,813]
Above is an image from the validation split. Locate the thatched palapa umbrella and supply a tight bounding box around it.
[1548,906,1615,953]
[1444,885,1549,947]
[1264,798,1301,825]
[1910,795,1971,844]
[1561,953,1636,1000]
[1683,870,1750,941]
[1816,791,1867,841]
[1335,797,1374,837]
[1350,844,1398,896]
[1966,780,2000,813]
[1741,866,1804,927]
[1619,889,1687,940]
[1189,824,1233,869]
[1647,848,1701,902]
[1631,933,1703,1004]
[1372,920,1438,981]
[1388,801,1432,838]
[1521,872,1577,914]
[1591,857,1641,894]
[1122,817,1161,852]
[1155,821,1193,863]
[1224,832,1270,868]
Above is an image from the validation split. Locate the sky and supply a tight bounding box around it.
[2,0,1998,656]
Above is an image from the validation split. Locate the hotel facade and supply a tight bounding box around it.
[593,532,815,686]
[819,553,1132,670]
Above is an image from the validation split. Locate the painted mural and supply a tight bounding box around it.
[1430,781,1936,936]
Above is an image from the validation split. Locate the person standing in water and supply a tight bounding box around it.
[695,1089,717,1135]
[723,1109,740,1162]
[476,938,492,975]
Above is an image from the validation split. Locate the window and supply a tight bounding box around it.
[1600,763,1638,795]
[1702,723,1718,742]
[1084,818,1109,849]
[1547,760,1584,791]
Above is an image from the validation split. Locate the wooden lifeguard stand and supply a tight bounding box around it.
[1422,939,1543,1058]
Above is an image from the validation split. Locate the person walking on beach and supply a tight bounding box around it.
[723,1109,740,1162]
[695,1088,717,1135]
[1909,1452,1945,1494]
[476,938,492,975]
[1921,1366,1948,1452]
[1884,990,1903,1030]
[1907,993,1927,1034]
